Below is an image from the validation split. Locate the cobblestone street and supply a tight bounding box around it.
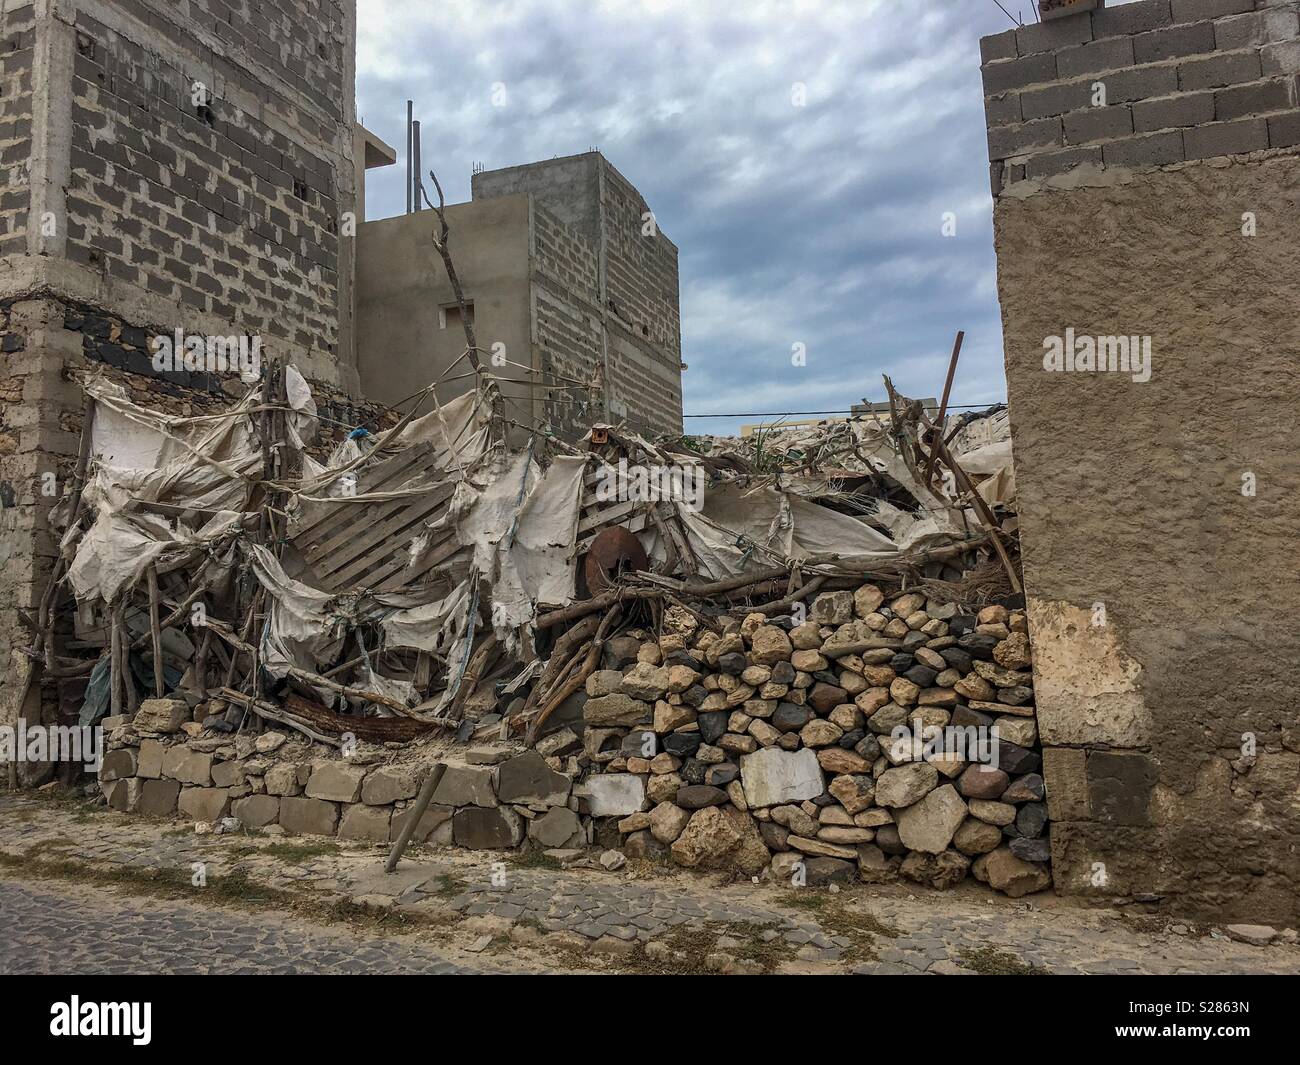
[2,795,1296,976]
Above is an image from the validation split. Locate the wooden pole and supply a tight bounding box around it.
[146,564,164,698]
[385,762,448,873]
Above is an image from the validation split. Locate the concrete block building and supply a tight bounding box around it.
[981,0,1300,922]
[356,152,684,442]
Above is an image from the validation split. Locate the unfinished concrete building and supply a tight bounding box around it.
[982,0,1300,922]
[356,152,684,442]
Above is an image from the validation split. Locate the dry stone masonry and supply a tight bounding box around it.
[98,584,1052,900]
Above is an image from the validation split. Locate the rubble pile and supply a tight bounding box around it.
[20,342,1047,896]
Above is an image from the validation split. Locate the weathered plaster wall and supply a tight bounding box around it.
[354,194,534,430]
[982,0,1300,921]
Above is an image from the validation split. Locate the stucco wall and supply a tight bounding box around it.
[983,0,1300,921]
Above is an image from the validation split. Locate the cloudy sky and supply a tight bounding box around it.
[355,0,1026,435]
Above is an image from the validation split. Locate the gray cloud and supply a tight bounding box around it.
[356,0,1019,435]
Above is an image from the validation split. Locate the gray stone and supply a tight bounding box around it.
[528,806,583,848]
[584,693,652,726]
[453,806,524,849]
[230,794,280,828]
[339,804,392,841]
[897,784,968,854]
[360,766,420,805]
[178,787,231,822]
[430,764,497,808]
[279,796,340,836]
[495,750,570,806]
[304,762,368,803]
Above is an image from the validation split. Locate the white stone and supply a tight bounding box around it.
[581,773,647,816]
[739,747,824,809]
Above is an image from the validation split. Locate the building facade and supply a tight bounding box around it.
[356,152,684,442]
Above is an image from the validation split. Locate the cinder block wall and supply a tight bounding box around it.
[982,0,1300,921]
[0,0,360,780]
[474,152,684,440]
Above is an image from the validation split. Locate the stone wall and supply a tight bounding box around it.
[981,0,1300,921]
[97,582,1053,902]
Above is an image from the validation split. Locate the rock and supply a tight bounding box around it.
[1002,773,1045,803]
[583,773,647,816]
[649,801,692,843]
[972,659,1032,688]
[137,778,180,816]
[953,816,1003,855]
[790,649,828,672]
[800,719,843,747]
[897,784,967,853]
[599,849,627,871]
[994,716,1037,748]
[803,856,857,885]
[790,622,823,650]
[528,807,583,848]
[211,761,246,788]
[622,662,672,700]
[992,632,1032,670]
[772,702,811,732]
[900,848,969,889]
[264,763,306,797]
[1009,836,1051,863]
[998,685,1034,706]
[496,751,570,806]
[390,803,454,845]
[1016,802,1048,838]
[888,677,920,706]
[339,804,392,841]
[875,823,906,855]
[623,830,666,860]
[975,846,1051,897]
[857,843,894,882]
[254,732,286,754]
[808,682,848,713]
[739,747,824,808]
[997,739,1041,776]
[706,762,740,786]
[654,701,696,733]
[586,669,626,697]
[854,584,885,617]
[810,590,854,625]
[664,732,704,759]
[787,835,859,860]
[875,762,939,808]
[770,804,820,838]
[133,697,189,734]
[957,765,1010,800]
[646,772,683,804]
[430,764,497,808]
[670,805,770,874]
[816,748,872,775]
[1225,924,1277,946]
[618,811,652,832]
[360,766,420,805]
[453,806,524,849]
[279,796,339,836]
[750,625,794,665]
[759,821,790,851]
[178,786,230,822]
[697,711,728,744]
[161,747,212,786]
[230,794,280,828]
[99,747,138,783]
[968,799,1017,826]
[136,739,164,779]
[676,784,729,809]
[305,762,368,803]
[584,693,652,726]
[817,826,874,844]
[828,774,875,815]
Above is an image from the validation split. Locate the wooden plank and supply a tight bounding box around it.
[302,481,454,569]
[315,488,457,590]
[293,443,436,547]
